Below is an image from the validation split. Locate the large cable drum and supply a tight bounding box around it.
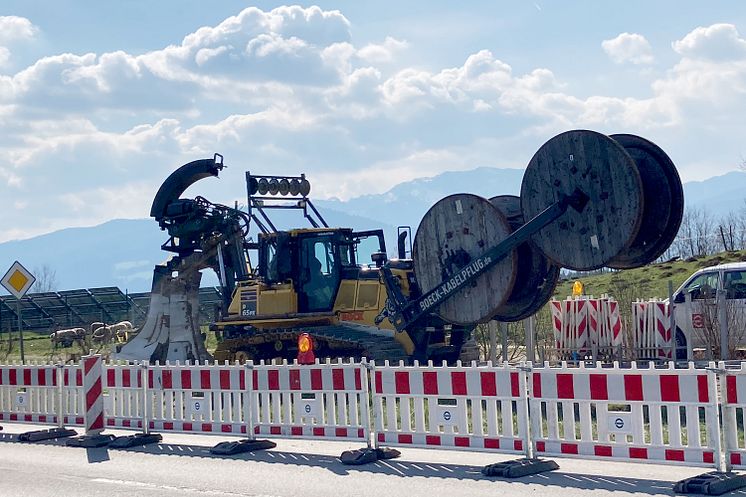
[490,195,560,322]
[412,194,517,325]
[605,134,684,269]
[520,130,644,271]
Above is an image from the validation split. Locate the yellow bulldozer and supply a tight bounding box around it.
[115,157,477,364]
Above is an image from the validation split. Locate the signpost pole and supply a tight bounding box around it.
[17,299,24,364]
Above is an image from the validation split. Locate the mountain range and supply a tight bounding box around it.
[1,167,745,293]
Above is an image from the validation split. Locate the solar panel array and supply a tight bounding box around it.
[0,286,224,332]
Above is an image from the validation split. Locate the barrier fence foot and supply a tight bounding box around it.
[66,434,116,448]
[109,433,163,449]
[674,472,746,495]
[210,439,276,456]
[18,427,77,442]
[340,447,401,465]
[482,458,559,478]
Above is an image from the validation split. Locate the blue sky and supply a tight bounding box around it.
[1,1,746,242]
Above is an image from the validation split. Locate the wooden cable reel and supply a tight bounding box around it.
[521,130,645,271]
[411,129,683,325]
[412,194,517,325]
[489,195,560,322]
[605,134,684,269]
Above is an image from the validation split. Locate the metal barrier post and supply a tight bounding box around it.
[673,364,746,495]
[481,361,557,478]
[340,360,399,465]
[56,363,64,429]
[518,364,534,460]
[210,361,275,455]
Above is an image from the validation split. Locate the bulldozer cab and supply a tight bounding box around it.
[257,228,386,314]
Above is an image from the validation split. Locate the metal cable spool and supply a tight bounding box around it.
[520,129,644,271]
[412,194,517,325]
[605,134,684,269]
[489,195,561,322]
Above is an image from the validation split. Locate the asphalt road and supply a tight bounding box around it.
[0,422,740,497]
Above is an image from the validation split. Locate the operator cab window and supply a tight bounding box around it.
[300,235,340,312]
[264,240,278,282]
[355,234,384,267]
[724,270,746,299]
[683,271,719,300]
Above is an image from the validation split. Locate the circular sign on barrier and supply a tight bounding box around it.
[304,404,312,414]
[614,417,625,430]
[16,394,25,406]
[692,313,704,329]
[194,402,201,411]
[443,411,452,422]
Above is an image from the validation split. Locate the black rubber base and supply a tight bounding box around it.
[109,433,163,449]
[482,458,559,478]
[18,427,77,442]
[674,471,746,495]
[210,439,276,455]
[340,447,401,466]
[66,434,116,448]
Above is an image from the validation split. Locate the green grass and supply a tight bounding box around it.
[554,250,746,300]
[0,328,222,364]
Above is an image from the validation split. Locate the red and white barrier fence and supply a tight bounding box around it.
[372,361,530,455]
[252,361,370,442]
[530,362,722,470]
[551,297,622,360]
[0,362,84,427]
[6,355,746,477]
[145,362,248,436]
[632,299,672,360]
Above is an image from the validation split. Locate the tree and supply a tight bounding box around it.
[32,264,58,293]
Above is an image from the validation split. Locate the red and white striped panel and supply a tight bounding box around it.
[105,365,143,389]
[723,370,746,469]
[550,300,563,348]
[253,364,362,392]
[607,300,622,346]
[654,302,672,359]
[145,364,249,437]
[0,364,71,428]
[148,365,245,391]
[532,368,710,403]
[374,366,520,397]
[373,365,527,453]
[531,365,718,469]
[104,365,145,431]
[574,299,589,353]
[535,440,715,465]
[252,363,369,442]
[0,365,56,387]
[82,355,104,435]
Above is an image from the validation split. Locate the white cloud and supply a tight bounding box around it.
[602,33,654,64]
[0,16,38,44]
[672,23,746,61]
[3,13,746,245]
[357,36,408,63]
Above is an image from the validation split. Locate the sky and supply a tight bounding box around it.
[1,1,746,243]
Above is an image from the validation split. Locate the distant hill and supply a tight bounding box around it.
[317,167,526,232]
[2,167,746,293]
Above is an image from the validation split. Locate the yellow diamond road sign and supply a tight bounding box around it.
[1,261,36,299]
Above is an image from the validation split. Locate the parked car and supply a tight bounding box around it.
[672,262,746,359]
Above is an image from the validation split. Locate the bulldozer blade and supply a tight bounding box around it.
[115,264,212,364]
